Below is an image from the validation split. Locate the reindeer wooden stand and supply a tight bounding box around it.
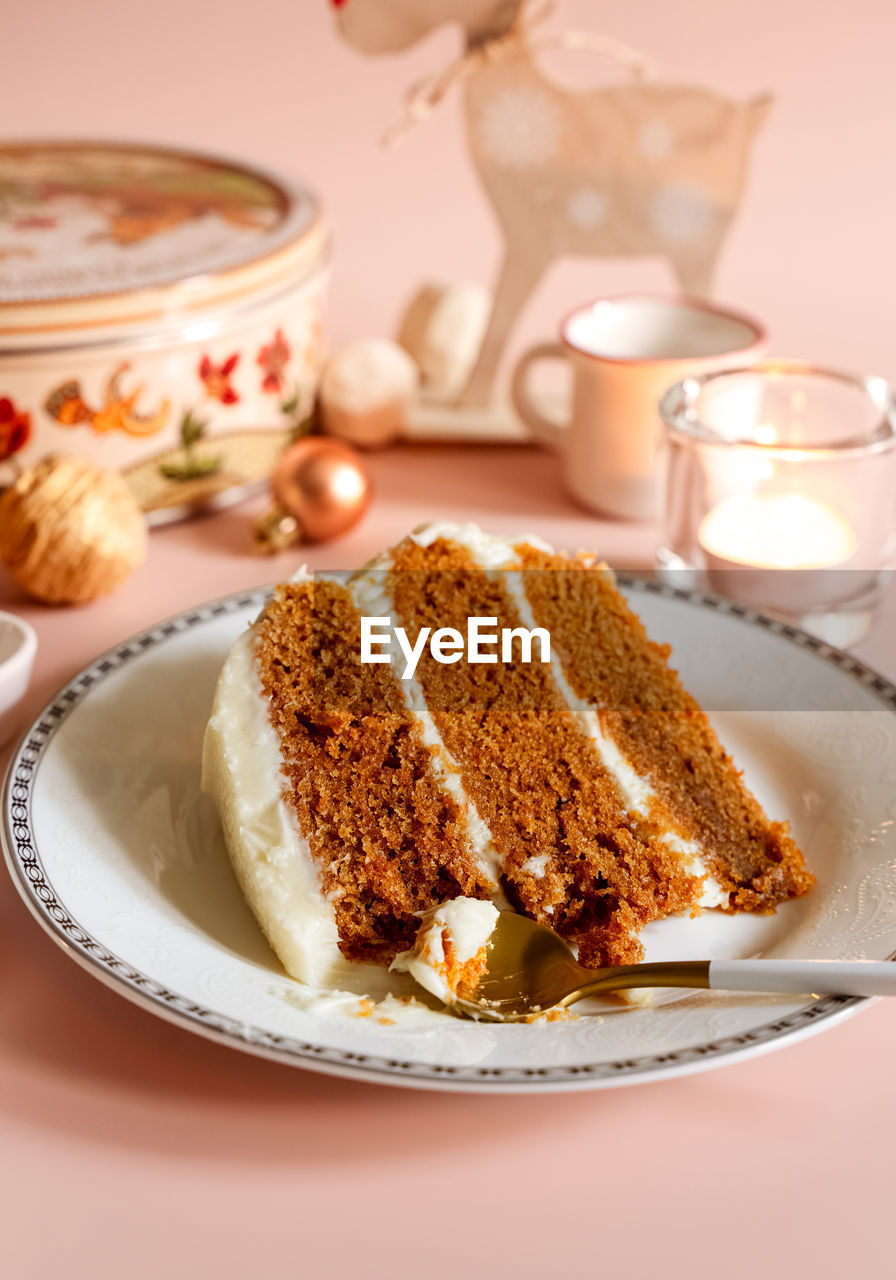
[335,0,770,413]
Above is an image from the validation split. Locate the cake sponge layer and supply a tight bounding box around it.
[252,576,493,965]
[202,620,343,986]
[517,545,814,911]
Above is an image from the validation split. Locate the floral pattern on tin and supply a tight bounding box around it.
[198,353,240,405]
[0,396,32,461]
[257,328,291,394]
[44,363,170,437]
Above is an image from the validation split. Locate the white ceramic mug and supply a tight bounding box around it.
[511,295,768,520]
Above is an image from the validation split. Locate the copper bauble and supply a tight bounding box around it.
[255,437,372,551]
[0,454,147,604]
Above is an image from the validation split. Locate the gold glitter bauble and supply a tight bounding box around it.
[0,454,147,604]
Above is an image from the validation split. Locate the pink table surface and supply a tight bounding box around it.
[0,443,894,1280]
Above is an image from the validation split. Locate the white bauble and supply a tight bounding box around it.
[320,339,419,449]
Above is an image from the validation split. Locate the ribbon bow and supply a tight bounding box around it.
[382,1,656,147]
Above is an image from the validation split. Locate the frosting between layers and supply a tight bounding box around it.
[410,522,727,910]
[504,569,727,908]
[410,519,553,563]
[348,547,506,891]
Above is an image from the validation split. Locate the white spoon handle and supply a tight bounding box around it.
[709,958,896,997]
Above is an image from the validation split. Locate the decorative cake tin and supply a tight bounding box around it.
[0,140,329,501]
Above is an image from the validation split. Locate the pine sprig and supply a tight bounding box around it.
[159,409,223,481]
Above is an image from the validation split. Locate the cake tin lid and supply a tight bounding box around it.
[0,140,327,341]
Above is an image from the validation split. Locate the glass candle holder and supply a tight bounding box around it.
[657,360,896,644]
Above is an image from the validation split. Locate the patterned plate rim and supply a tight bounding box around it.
[2,579,895,1093]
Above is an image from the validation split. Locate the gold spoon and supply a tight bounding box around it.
[452,912,896,1022]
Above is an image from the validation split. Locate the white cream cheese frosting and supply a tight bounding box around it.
[410,519,553,565]
[390,898,500,1004]
[201,599,345,987]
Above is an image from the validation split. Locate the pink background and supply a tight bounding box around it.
[3,3,896,1278]
[6,0,896,377]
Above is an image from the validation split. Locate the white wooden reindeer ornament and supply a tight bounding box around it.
[333,0,771,409]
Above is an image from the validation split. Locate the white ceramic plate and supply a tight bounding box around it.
[4,581,896,1092]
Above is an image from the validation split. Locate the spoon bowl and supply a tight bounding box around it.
[453,913,710,1021]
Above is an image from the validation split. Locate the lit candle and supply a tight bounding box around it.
[699,493,856,570]
[699,492,857,612]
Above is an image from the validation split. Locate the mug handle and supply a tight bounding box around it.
[511,342,569,449]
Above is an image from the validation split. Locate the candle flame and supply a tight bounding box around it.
[699,493,856,570]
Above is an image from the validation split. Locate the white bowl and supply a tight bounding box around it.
[0,612,37,747]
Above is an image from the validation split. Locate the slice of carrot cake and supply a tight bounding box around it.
[201,522,813,992]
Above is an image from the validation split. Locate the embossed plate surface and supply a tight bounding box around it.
[4,582,896,1092]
